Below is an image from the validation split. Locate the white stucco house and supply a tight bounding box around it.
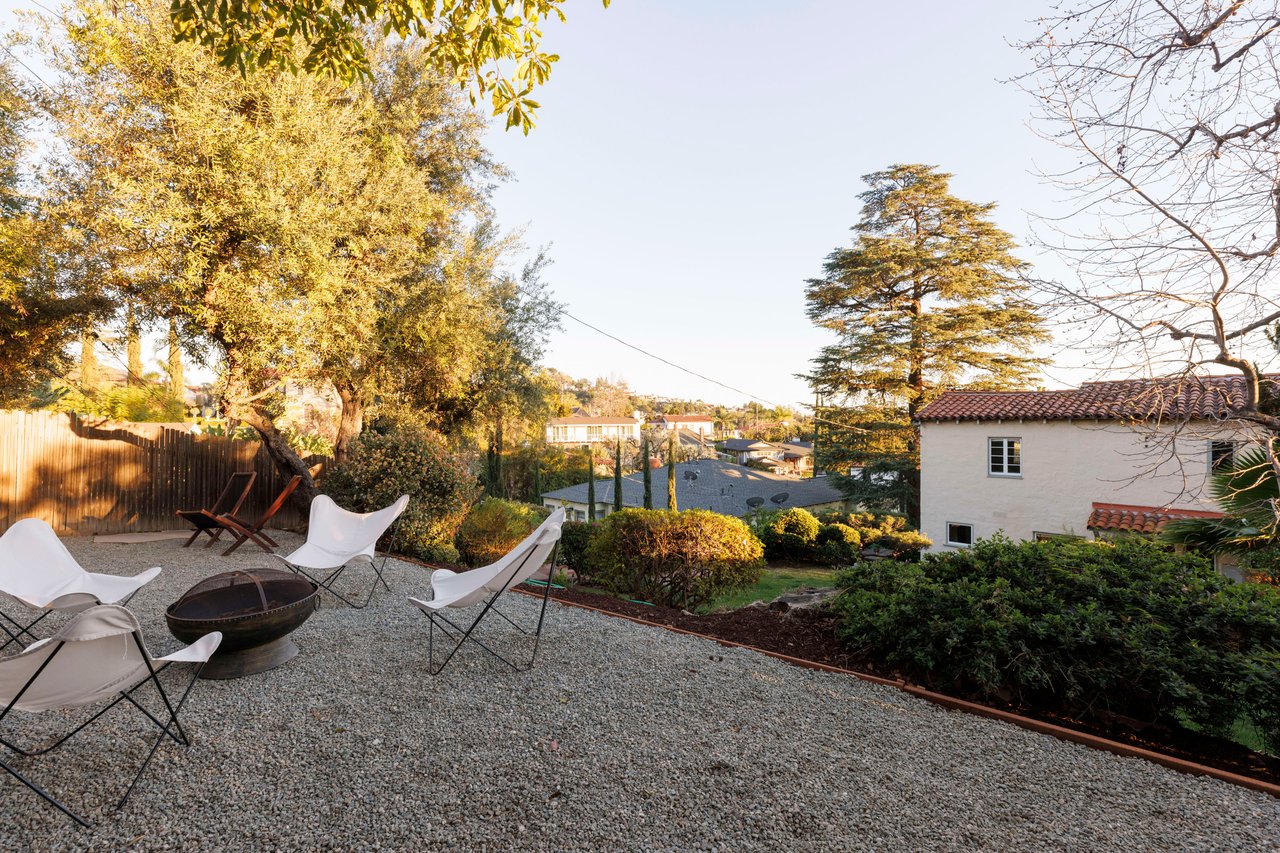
[657,414,716,439]
[916,375,1273,560]
[545,414,642,444]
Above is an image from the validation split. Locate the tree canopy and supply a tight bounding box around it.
[169,0,610,133]
[31,0,559,502]
[806,164,1047,523]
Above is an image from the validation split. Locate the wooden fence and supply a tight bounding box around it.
[0,410,312,536]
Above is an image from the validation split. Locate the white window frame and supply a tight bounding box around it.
[945,522,974,548]
[587,425,602,440]
[987,437,1022,478]
[1208,440,1237,474]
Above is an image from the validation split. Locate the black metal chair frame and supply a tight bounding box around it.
[0,631,209,827]
[0,588,145,654]
[285,517,404,610]
[420,541,560,675]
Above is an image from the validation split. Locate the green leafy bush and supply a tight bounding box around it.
[325,425,479,562]
[557,520,598,574]
[834,535,1280,752]
[455,498,548,567]
[817,510,930,559]
[816,522,862,566]
[588,509,764,609]
[757,508,820,561]
[46,383,185,422]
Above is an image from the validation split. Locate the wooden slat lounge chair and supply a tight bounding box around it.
[214,475,303,556]
[176,472,256,549]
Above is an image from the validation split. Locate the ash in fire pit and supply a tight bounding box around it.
[166,569,318,679]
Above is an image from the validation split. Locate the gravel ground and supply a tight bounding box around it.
[1,534,1278,852]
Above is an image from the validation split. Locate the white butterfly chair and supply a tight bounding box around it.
[0,518,162,652]
[409,507,565,675]
[0,604,221,827]
[272,495,409,609]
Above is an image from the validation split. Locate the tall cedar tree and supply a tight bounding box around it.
[642,435,653,509]
[666,432,678,511]
[805,165,1047,525]
[613,440,623,512]
[586,446,596,521]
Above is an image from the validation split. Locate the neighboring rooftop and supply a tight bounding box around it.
[720,438,776,452]
[917,374,1278,423]
[547,415,642,426]
[541,459,844,516]
[1086,502,1225,535]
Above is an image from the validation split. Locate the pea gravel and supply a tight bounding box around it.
[1,534,1278,852]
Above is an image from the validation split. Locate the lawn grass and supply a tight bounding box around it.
[702,566,841,613]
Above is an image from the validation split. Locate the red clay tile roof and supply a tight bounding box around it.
[1086,502,1225,534]
[917,375,1276,423]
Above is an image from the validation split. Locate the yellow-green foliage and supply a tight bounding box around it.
[588,509,764,609]
[46,383,185,423]
[456,498,548,567]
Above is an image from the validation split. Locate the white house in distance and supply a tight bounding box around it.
[545,413,643,444]
[916,375,1272,563]
[656,413,716,439]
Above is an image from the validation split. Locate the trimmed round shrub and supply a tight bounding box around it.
[759,507,820,561]
[456,498,548,567]
[325,425,479,562]
[816,522,862,566]
[588,509,764,609]
[557,520,599,575]
[834,535,1280,752]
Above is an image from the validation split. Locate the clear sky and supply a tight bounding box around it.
[481,0,1081,408]
[1,0,1087,405]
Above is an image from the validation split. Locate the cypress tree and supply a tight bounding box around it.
[531,454,542,503]
[586,446,596,521]
[642,435,652,509]
[666,432,678,512]
[613,439,623,513]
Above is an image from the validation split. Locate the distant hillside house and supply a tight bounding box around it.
[657,414,716,439]
[720,438,781,465]
[540,459,848,522]
[916,374,1274,577]
[545,414,642,444]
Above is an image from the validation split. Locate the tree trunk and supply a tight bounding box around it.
[224,370,318,513]
[642,435,652,509]
[79,328,98,388]
[126,303,143,386]
[333,381,363,466]
[167,318,184,399]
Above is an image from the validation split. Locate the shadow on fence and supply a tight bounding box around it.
[0,410,317,536]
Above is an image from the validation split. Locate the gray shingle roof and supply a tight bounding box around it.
[720,438,775,452]
[540,459,846,517]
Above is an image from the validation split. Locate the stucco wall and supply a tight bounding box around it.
[919,419,1256,551]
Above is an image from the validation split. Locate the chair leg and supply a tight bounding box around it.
[0,609,53,653]
[0,756,89,828]
[118,661,207,809]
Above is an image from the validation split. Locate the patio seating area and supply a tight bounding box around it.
[1,533,1278,851]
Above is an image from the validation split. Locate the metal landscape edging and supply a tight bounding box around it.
[511,587,1280,800]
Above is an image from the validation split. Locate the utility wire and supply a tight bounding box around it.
[515,285,868,434]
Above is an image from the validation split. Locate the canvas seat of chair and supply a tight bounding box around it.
[410,508,566,612]
[0,519,162,614]
[407,508,565,674]
[0,606,218,713]
[276,495,410,571]
[0,604,221,827]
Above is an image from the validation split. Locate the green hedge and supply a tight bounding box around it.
[557,520,598,574]
[588,509,764,609]
[325,425,478,563]
[834,535,1280,751]
[455,498,548,567]
[750,507,930,564]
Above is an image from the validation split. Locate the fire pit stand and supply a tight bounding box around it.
[166,569,319,679]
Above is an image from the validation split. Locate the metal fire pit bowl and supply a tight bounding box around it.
[166,568,319,679]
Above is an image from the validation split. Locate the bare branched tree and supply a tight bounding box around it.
[1020,0,1280,509]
